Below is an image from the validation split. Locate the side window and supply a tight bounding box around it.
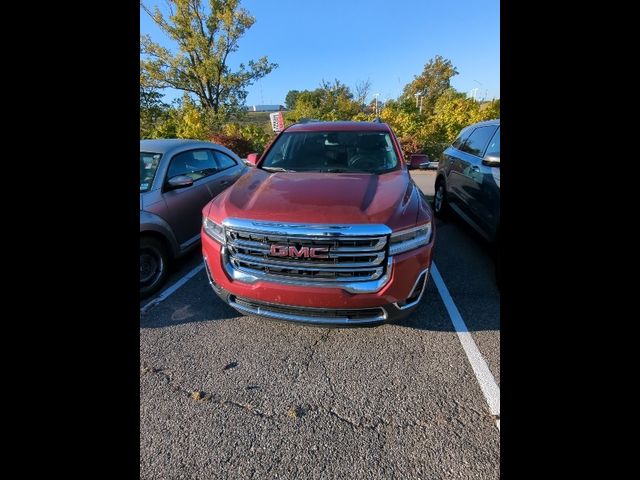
[212,150,237,171]
[452,127,473,149]
[167,149,217,181]
[485,128,500,157]
[460,126,498,157]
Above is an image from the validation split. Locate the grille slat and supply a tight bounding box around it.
[225,226,388,283]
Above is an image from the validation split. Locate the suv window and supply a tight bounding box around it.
[167,149,217,181]
[212,150,237,171]
[485,128,500,157]
[460,125,498,157]
[452,127,473,149]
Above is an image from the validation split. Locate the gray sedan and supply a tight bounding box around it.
[140,139,247,296]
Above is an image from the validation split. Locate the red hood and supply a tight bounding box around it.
[207,168,422,230]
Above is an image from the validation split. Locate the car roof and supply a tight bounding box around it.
[286,121,392,133]
[471,118,500,127]
[140,138,221,155]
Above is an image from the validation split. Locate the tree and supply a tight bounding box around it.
[478,99,500,121]
[140,81,170,138]
[354,79,371,108]
[140,0,277,121]
[284,90,300,110]
[431,88,481,141]
[402,55,458,115]
[285,80,360,123]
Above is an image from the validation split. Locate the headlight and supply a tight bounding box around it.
[203,217,226,244]
[389,222,432,255]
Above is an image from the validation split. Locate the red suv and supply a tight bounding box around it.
[201,121,435,325]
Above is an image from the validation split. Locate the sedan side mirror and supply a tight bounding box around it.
[167,175,194,189]
[482,154,500,167]
[246,153,260,166]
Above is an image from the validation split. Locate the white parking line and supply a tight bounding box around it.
[430,262,500,431]
[140,263,205,314]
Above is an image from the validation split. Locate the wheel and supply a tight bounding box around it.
[433,179,448,217]
[140,237,169,298]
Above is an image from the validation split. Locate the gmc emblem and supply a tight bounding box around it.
[269,244,329,259]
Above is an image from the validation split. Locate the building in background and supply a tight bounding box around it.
[247,104,286,112]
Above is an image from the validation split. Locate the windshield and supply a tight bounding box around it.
[260,131,399,173]
[140,152,162,192]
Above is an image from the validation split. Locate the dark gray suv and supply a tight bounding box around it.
[140,139,246,296]
[433,118,500,245]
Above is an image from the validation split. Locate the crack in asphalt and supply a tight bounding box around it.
[141,350,462,434]
[141,364,278,420]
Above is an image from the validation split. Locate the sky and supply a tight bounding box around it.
[140,0,499,106]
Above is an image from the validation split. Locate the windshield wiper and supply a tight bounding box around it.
[262,166,296,173]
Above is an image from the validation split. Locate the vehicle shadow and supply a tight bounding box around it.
[140,274,240,329]
[397,214,500,333]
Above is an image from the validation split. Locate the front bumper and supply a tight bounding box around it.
[201,230,433,325]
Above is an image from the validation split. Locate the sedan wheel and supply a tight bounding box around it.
[140,237,169,297]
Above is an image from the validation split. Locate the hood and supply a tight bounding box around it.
[208,168,421,230]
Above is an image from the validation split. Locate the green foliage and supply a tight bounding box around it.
[478,99,500,121]
[222,122,275,153]
[285,80,362,123]
[140,82,171,139]
[284,90,300,110]
[140,50,500,164]
[143,94,217,140]
[140,0,277,121]
[431,88,481,142]
[402,55,458,116]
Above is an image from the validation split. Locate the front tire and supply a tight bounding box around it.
[140,237,169,298]
[433,179,448,217]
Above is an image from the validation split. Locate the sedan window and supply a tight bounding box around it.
[140,152,162,192]
[167,150,218,181]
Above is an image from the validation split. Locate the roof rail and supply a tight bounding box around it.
[297,118,321,124]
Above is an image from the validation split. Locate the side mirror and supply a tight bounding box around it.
[246,153,260,166]
[482,154,500,167]
[167,175,194,189]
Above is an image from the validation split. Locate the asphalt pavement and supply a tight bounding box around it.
[140,169,500,479]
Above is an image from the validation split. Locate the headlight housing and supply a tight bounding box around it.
[389,222,432,255]
[203,217,226,244]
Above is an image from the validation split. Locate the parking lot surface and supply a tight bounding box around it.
[140,170,500,479]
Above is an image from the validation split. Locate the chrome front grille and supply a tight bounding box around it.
[223,219,390,284]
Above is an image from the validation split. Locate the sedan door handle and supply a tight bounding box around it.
[219,180,230,186]
[470,166,480,173]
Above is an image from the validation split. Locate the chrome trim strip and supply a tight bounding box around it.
[231,261,384,281]
[229,297,388,324]
[393,268,429,310]
[227,237,387,252]
[222,217,392,237]
[231,252,386,269]
[223,250,394,294]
